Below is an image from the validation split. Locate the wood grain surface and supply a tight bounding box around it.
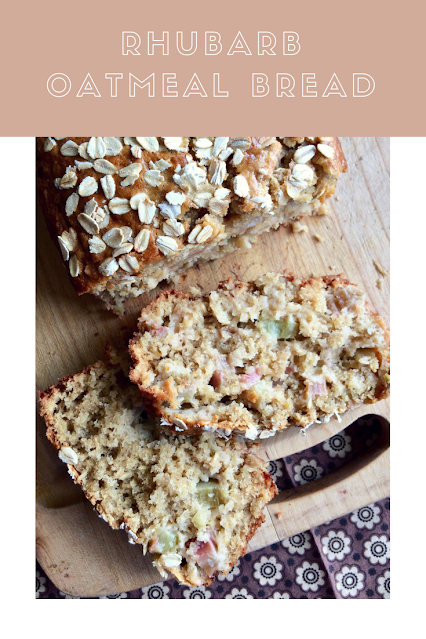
[36,137,390,596]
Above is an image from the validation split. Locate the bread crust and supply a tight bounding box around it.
[37,137,347,311]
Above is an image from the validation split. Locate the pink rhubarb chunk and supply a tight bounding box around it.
[193,536,219,577]
[240,367,262,389]
[308,378,327,397]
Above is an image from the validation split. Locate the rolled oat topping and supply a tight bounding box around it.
[163,218,185,237]
[118,255,139,273]
[99,256,119,276]
[100,174,116,199]
[57,236,70,260]
[88,236,107,254]
[194,225,214,243]
[112,242,133,258]
[39,137,346,301]
[78,176,98,197]
[138,199,157,224]
[156,235,180,255]
[233,174,250,198]
[69,254,80,277]
[87,137,106,160]
[61,140,79,156]
[65,192,79,216]
[94,159,117,175]
[103,227,124,248]
[108,197,131,215]
[144,169,164,187]
[44,137,56,152]
[103,137,123,156]
[136,137,159,152]
[134,229,150,253]
[317,143,335,159]
[58,167,78,189]
[78,213,99,235]
[293,145,316,164]
[164,137,184,150]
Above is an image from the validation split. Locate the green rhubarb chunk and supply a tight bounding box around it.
[258,317,299,340]
[196,479,227,508]
[192,507,209,530]
[152,529,177,554]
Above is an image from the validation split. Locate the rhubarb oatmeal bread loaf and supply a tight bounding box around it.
[38,359,277,586]
[37,137,347,314]
[129,272,390,439]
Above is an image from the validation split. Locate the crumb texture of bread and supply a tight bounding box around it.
[38,361,277,586]
[37,137,347,313]
[129,272,390,438]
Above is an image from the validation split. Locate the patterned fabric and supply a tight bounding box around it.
[36,416,390,599]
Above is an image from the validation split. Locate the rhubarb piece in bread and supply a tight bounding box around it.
[129,273,390,439]
[38,360,277,586]
[37,137,347,314]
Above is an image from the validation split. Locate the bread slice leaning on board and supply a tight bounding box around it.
[38,357,277,586]
[129,272,390,439]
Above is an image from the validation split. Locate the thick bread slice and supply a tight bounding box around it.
[38,360,277,586]
[129,272,390,439]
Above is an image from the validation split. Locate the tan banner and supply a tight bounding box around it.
[2,0,424,134]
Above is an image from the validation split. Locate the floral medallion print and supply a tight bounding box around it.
[335,565,365,598]
[266,459,284,481]
[141,582,170,599]
[225,588,253,599]
[35,417,389,600]
[350,503,381,529]
[363,535,390,565]
[183,586,212,599]
[253,556,283,586]
[321,530,352,561]
[376,570,390,599]
[282,532,312,555]
[323,434,352,459]
[217,560,241,582]
[295,562,325,592]
[293,459,323,485]
[36,570,46,598]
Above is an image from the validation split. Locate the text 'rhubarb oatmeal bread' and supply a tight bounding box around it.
[37,137,347,314]
[129,273,390,439]
[38,360,277,586]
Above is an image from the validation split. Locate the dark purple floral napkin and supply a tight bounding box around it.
[36,416,390,599]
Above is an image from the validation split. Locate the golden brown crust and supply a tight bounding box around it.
[37,137,347,308]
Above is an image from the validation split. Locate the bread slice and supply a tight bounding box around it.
[37,137,347,314]
[129,273,390,439]
[38,360,277,586]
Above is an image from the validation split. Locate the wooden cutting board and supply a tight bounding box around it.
[36,137,390,596]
